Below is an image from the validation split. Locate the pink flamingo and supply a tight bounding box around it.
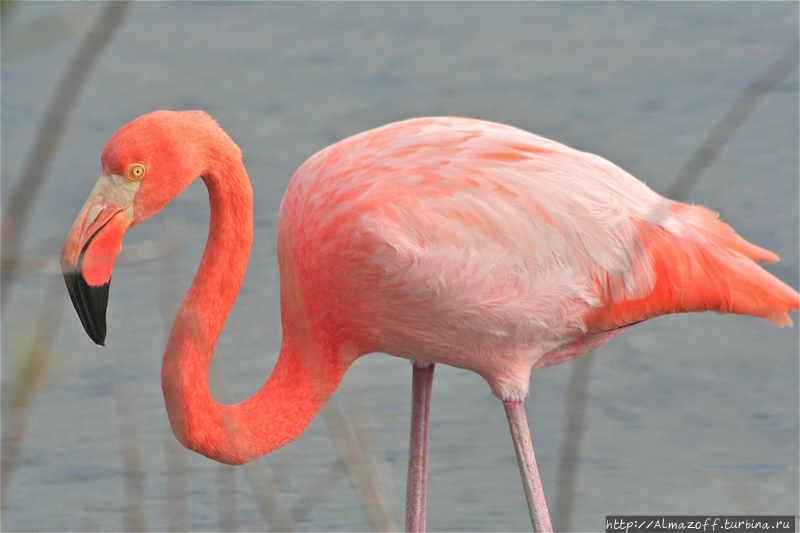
[61,111,799,532]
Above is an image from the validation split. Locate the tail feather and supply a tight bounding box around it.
[589,203,799,332]
[672,203,780,263]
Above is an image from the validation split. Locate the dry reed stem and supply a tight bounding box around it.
[668,38,799,202]
[289,460,347,523]
[8,240,167,277]
[165,432,189,532]
[244,459,297,531]
[1,1,129,308]
[160,220,190,532]
[160,221,186,329]
[341,374,401,525]
[160,217,294,530]
[1,5,95,61]
[216,463,239,532]
[116,387,149,532]
[551,354,593,533]
[0,274,65,508]
[320,396,397,532]
[725,473,771,516]
[208,361,296,531]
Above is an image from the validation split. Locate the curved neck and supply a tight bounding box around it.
[160,150,344,465]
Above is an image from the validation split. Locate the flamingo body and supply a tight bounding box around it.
[281,116,796,399]
[61,111,799,529]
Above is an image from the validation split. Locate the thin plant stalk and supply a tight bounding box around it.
[216,463,238,532]
[161,220,190,532]
[289,460,347,523]
[116,387,149,532]
[208,361,296,531]
[668,38,799,201]
[321,396,397,532]
[1,1,129,308]
[0,274,65,508]
[341,373,401,522]
[551,354,593,533]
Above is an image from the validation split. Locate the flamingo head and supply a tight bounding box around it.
[61,110,221,345]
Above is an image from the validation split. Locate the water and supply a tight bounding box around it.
[2,2,798,531]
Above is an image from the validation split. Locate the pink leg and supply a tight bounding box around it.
[504,400,553,533]
[405,363,435,533]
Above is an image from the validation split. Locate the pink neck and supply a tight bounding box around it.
[160,149,344,465]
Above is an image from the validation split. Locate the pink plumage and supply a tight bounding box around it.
[61,112,799,532]
[282,116,798,400]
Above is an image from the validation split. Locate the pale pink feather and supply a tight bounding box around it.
[281,117,798,400]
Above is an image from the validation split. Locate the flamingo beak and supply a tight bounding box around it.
[61,175,138,345]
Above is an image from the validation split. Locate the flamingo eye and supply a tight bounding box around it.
[127,163,146,180]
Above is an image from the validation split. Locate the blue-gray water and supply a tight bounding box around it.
[2,2,798,531]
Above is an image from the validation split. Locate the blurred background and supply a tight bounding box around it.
[1,2,798,531]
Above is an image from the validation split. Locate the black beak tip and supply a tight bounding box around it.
[89,327,106,347]
[62,268,109,346]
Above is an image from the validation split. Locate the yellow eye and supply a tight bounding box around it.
[128,163,146,180]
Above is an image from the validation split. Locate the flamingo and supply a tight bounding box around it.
[61,110,799,532]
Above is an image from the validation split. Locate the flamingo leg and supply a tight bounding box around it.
[504,400,553,533]
[405,363,435,533]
